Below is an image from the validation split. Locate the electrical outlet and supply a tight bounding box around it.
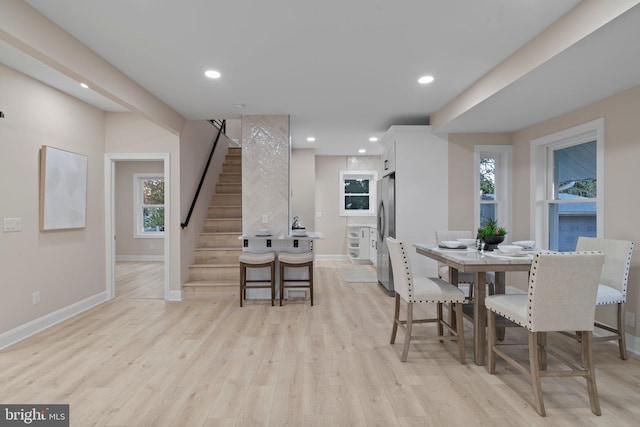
[32,291,40,305]
[262,214,269,224]
[4,217,22,232]
[625,311,635,327]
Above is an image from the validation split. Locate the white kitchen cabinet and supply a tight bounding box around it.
[347,225,371,264]
[378,125,448,279]
[369,229,377,266]
[381,143,395,176]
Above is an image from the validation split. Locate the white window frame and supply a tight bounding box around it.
[474,146,512,235]
[134,173,165,238]
[530,118,604,250]
[339,171,377,216]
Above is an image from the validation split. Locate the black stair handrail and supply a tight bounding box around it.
[181,119,226,229]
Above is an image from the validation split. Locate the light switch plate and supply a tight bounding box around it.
[4,218,22,232]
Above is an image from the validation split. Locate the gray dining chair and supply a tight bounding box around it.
[486,251,605,416]
[387,237,466,363]
[575,237,634,359]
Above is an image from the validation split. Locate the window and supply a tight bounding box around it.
[531,119,604,251]
[134,173,165,237]
[339,171,377,216]
[474,146,512,233]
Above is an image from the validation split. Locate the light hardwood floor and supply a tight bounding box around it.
[1,261,639,426]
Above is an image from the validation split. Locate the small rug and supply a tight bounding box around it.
[340,265,378,283]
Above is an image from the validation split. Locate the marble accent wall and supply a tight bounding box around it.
[241,115,290,235]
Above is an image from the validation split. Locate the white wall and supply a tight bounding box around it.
[104,113,181,293]
[447,83,640,345]
[0,64,106,339]
[291,149,316,231]
[115,161,164,259]
[179,120,230,284]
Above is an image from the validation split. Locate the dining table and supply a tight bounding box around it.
[414,243,536,365]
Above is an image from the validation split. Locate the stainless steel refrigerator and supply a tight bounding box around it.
[376,173,395,296]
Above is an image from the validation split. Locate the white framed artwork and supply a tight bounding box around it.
[39,145,88,231]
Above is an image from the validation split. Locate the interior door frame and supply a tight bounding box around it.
[105,153,171,300]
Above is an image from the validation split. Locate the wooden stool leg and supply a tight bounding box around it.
[239,263,245,307]
[309,262,313,306]
[271,261,277,306]
[279,262,285,306]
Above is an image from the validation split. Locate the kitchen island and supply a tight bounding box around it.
[239,232,323,301]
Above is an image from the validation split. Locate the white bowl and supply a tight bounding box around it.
[457,238,476,247]
[292,228,306,236]
[497,245,522,255]
[441,240,463,248]
[257,228,271,236]
[512,240,535,249]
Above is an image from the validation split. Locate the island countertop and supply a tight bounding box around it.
[239,232,323,240]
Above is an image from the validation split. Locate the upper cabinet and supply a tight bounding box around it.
[381,141,395,176]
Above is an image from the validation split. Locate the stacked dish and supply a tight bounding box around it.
[513,240,535,249]
[496,245,523,255]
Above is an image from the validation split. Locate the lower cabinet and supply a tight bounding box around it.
[369,231,377,266]
[347,225,375,265]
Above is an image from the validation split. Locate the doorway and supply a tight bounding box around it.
[105,153,171,300]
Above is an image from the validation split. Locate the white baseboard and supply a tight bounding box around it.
[167,290,184,301]
[116,255,164,262]
[624,332,640,356]
[0,291,110,350]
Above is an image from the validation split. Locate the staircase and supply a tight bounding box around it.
[184,146,242,294]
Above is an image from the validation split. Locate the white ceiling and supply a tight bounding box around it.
[4,1,639,155]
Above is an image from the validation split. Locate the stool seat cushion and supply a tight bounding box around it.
[278,252,314,264]
[239,251,276,264]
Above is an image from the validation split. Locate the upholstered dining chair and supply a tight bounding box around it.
[387,237,466,363]
[435,230,476,298]
[575,237,634,360]
[485,251,605,416]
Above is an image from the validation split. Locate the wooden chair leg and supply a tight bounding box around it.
[401,302,413,362]
[528,332,546,417]
[618,302,628,360]
[583,331,602,415]
[538,332,547,371]
[390,294,400,344]
[487,310,496,374]
[437,302,444,337]
[455,303,465,364]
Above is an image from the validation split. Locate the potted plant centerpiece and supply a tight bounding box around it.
[477,218,507,251]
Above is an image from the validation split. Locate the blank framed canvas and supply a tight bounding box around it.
[39,145,88,231]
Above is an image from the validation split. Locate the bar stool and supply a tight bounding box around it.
[278,252,314,306]
[239,251,276,307]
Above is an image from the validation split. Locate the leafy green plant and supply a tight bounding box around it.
[477,217,507,237]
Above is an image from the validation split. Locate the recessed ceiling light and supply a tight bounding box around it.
[369,137,378,142]
[234,104,245,109]
[358,149,366,154]
[80,83,89,89]
[418,75,434,84]
[306,137,316,142]
[205,70,221,79]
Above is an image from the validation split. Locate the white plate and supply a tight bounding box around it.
[441,240,463,248]
[513,240,535,249]
[486,252,530,258]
